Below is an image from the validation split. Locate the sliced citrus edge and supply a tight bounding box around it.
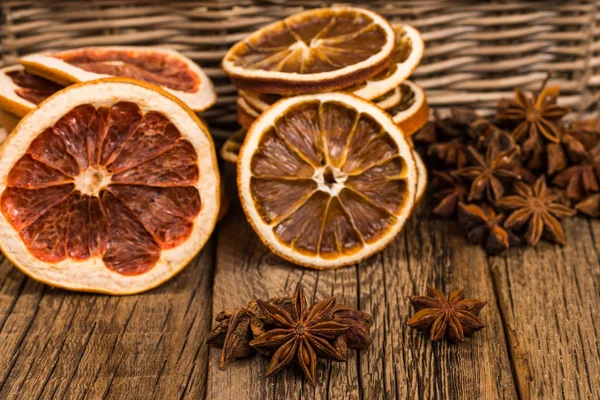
[0,65,39,117]
[352,24,424,101]
[413,149,427,204]
[220,128,246,164]
[19,46,217,112]
[0,77,220,295]
[222,7,395,95]
[238,92,417,269]
[391,80,429,136]
[236,97,260,130]
[374,86,402,110]
[0,108,20,135]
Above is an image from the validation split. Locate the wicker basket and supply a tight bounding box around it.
[2,0,599,141]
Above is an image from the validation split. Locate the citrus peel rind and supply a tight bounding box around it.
[389,81,429,136]
[352,24,424,100]
[19,46,217,112]
[0,78,220,294]
[238,92,417,269]
[220,129,246,164]
[223,7,395,95]
[413,150,427,203]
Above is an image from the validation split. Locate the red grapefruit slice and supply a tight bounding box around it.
[19,46,216,112]
[0,78,220,294]
[0,65,63,117]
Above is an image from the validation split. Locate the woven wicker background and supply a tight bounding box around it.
[1,0,599,140]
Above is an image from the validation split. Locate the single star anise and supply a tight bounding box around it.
[575,193,600,218]
[552,145,600,201]
[458,202,519,254]
[496,176,576,245]
[497,85,570,145]
[408,287,487,343]
[453,145,521,202]
[249,283,348,386]
[430,171,468,218]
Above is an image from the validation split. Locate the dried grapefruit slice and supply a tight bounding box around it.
[223,7,395,95]
[0,78,220,294]
[238,92,417,269]
[350,24,424,100]
[388,81,429,136]
[19,47,216,112]
[0,65,62,117]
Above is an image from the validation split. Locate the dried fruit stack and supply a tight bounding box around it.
[220,7,431,270]
[414,81,600,253]
[0,48,221,294]
[0,47,218,135]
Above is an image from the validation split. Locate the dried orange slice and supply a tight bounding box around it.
[0,78,220,294]
[351,24,424,100]
[19,47,216,112]
[238,92,417,269]
[223,7,395,95]
[388,81,429,136]
[413,149,427,203]
[0,65,63,117]
[373,86,402,110]
[220,129,246,164]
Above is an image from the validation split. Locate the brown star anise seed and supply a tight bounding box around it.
[496,176,576,245]
[249,283,348,386]
[458,202,519,254]
[552,145,600,201]
[497,85,570,145]
[408,287,487,343]
[453,145,521,202]
[431,171,468,218]
[427,140,469,168]
[413,121,437,144]
[567,119,600,149]
[575,194,600,218]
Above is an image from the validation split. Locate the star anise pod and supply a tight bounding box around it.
[497,85,570,145]
[249,283,348,386]
[457,202,519,254]
[408,287,487,343]
[552,145,600,201]
[496,176,576,245]
[575,194,600,218]
[453,145,521,202]
[430,171,468,218]
[427,140,469,168]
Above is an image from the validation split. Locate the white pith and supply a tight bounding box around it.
[237,96,260,117]
[239,92,417,269]
[20,46,217,112]
[74,167,112,196]
[391,80,426,123]
[375,86,402,110]
[312,166,348,196]
[223,7,395,85]
[0,79,220,294]
[352,24,424,101]
[0,65,39,116]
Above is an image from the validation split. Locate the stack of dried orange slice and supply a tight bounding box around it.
[0,47,217,138]
[221,7,429,269]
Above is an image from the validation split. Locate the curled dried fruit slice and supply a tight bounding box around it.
[350,24,424,100]
[19,46,216,112]
[0,78,220,294]
[238,93,417,269]
[373,86,401,110]
[223,7,395,95]
[236,97,261,130]
[388,81,429,136]
[0,65,63,117]
[220,129,247,164]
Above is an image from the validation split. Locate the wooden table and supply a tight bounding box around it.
[0,164,598,399]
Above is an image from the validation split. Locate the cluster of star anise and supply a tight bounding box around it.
[414,82,600,253]
[206,283,373,386]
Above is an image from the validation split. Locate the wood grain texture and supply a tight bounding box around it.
[0,239,216,400]
[207,187,517,399]
[491,218,600,400]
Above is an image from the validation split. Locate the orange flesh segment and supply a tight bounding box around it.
[232,10,387,74]
[0,102,201,275]
[249,100,410,259]
[54,48,200,93]
[5,69,62,105]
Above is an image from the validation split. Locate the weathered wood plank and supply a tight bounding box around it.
[0,238,216,399]
[207,189,517,399]
[491,218,600,399]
